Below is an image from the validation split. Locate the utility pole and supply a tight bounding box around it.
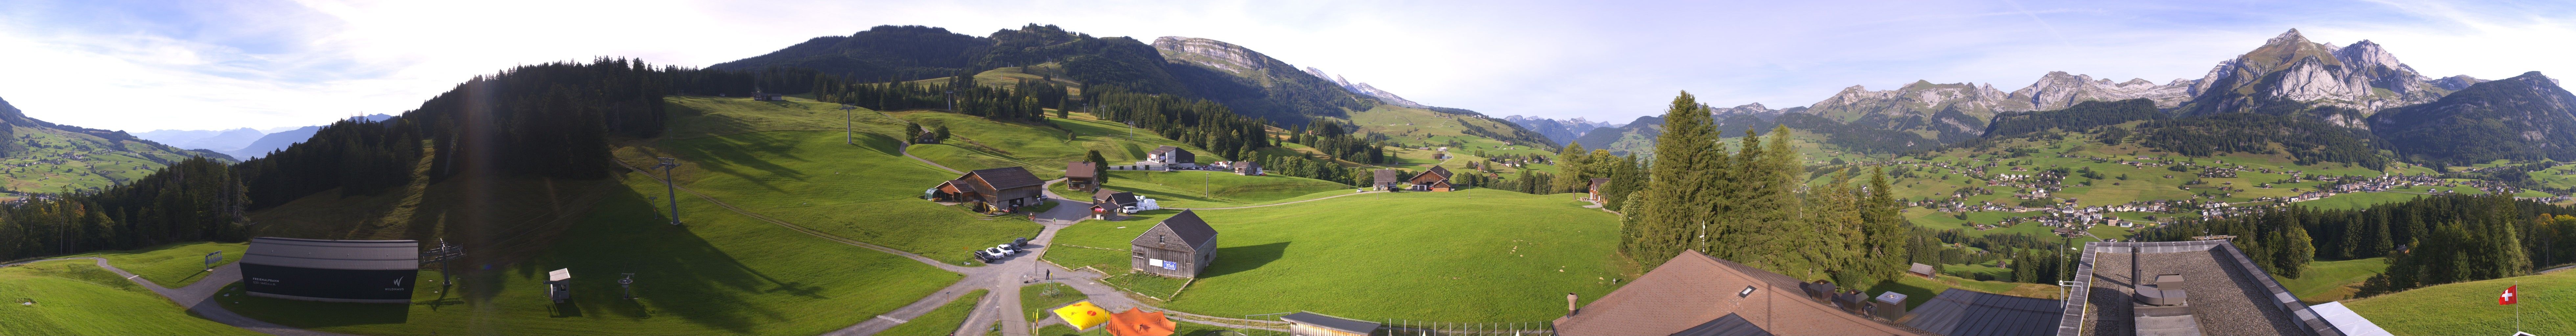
[840,104,857,145]
[656,158,681,225]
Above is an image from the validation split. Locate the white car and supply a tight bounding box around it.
[990,245,1019,256]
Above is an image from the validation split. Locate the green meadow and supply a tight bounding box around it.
[2273,257,2388,304]
[1057,170,1352,208]
[215,173,961,336]
[0,260,262,335]
[70,241,248,288]
[2346,270,2576,336]
[1046,189,1630,323]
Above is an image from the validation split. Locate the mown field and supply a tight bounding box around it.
[216,173,961,336]
[2347,270,2576,336]
[69,241,247,288]
[897,110,1221,179]
[1045,189,1631,323]
[0,260,264,335]
[1054,170,1352,208]
[2274,257,2388,304]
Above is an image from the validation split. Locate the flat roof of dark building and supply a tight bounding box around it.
[242,237,419,270]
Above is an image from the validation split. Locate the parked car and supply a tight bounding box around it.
[1011,237,1030,248]
[988,246,1018,257]
[972,250,997,261]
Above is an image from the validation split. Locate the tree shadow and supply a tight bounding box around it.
[662,131,811,192]
[1201,242,1289,278]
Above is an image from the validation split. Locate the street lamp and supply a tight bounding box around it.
[656,158,681,225]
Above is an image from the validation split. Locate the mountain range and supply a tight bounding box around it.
[133,114,395,159]
[714,24,1557,148]
[1534,29,2532,158]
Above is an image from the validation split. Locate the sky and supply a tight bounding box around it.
[2,0,2573,132]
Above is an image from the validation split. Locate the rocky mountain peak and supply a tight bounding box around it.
[2009,71,2196,110]
[2266,29,2310,47]
[1152,36,1273,75]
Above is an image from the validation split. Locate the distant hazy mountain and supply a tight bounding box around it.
[135,127,265,152]
[1300,67,1428,109]
[2372,72,2576,164]
[221,114,393,159]
[1503,115,1623,146]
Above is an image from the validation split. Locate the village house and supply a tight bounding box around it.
[929,167,1048,214]
[1146,146,1197,168]
[1406,166,1456,192]
[1131,210,1218,278]
[1227,161,1263,176]
[1587,178,1611,203]
[1092,189,1139,220]
[1065,162,1100,191]
[1372,169,1403,191]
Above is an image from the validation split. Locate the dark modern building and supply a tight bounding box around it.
[239,237,420,304]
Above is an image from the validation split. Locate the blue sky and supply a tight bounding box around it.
[2,0,2572,131]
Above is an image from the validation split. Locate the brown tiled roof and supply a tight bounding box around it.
[962,166,1044,190]
[1590,178,1611,188]
[1374,169,1402,183]
[1092,189,1138,207]
[1553,250,1914,336]
[1066,162,1099,178]
[1230,161,1258,169]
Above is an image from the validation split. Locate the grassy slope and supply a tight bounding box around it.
[2273,257,2389,304]
[1054,170,1351,208]
[2346,270,2576,336]
[651,95,1049,263]
[1046,189,1631,322]
[898,111,1220,179]
[0,124,220,194]
[882,289,988,336]
[1021,282,1085,322]
[217,173,958,336]
[0,260,263,335]
[71,242,248,288]
[208,95,972,335]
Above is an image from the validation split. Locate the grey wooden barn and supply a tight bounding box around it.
[1131,210,1219,278]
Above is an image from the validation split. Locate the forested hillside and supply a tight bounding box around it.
[2372,72,2576,165]
[0,58,794,261]
[0,98,232,195]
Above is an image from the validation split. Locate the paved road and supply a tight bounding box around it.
[1166,190,1384,210]
[2,258,360,336]
[2542,263,2576,274]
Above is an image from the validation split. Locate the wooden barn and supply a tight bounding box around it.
[1372,170,1403,191]
[1066,162,1100,191]
[1406,166,1455,192]
[1227,161,1263,176]
[1147,146,1196,167]
[1092,189,1139,220]
[1588,178,1611,202]
[1131,210,1218,278]
[929,167,1047,214]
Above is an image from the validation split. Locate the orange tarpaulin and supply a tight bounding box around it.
[1102,308,1177,336]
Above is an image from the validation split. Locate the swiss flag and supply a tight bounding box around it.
[2500,285,2518,305]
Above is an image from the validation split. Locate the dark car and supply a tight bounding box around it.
[1012,237,1030,247]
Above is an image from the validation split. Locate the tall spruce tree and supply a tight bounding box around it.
[1085,150,1110,189]
[1632,91,1720,269]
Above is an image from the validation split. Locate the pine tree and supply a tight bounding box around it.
[1085,150,1110,190]
[1632,91,1719,269]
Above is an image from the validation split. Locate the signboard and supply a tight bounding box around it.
[1145,259,1178,270]
[204,251,223,266]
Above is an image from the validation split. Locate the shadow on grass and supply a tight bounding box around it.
[1201,242,1289,278]
[664,131,815,192]
[214,283,411,327]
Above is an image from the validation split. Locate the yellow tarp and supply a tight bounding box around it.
[1053,301,1112,330]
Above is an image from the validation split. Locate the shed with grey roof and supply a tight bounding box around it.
[239,237,420,303]
[1131,210,1219,278]
[1281,311,1379,336]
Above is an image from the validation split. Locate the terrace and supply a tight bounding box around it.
[2062,240,2345,336]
